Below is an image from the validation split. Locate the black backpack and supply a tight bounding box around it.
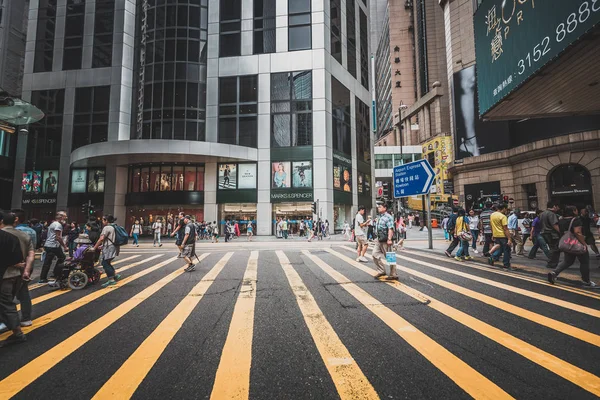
[446,214,457,232]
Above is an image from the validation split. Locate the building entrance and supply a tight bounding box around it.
[548,164,594,210]
[272,202,312,236]
[218,203,257,234]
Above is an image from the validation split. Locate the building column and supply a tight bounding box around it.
[204,162,218,223]
[11,131,28,209]
[103,165,128,225]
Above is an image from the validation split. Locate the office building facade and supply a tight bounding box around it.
[13,0,374,234]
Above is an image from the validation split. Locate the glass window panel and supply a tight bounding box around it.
[177,5,187,25]
[239,75,258,102]
[219,77,237,104]
[288,0,310,14]
[90,124,108,144]
[196,167,205,191]
[185,121,198,141]
[175,82,186,107]
[172,166,184,191]
[176,40,187,61]
[219,33,241,57]
[163,39,174,61]
[239,116,257,148]
[271,114,290,147]
[295,112,312,146]
[163,82,174,107]
[150,166,161,191]
[218,118,237,144]
[184,166,196,191]
[188,40,200,61]
[292,71,312,99]
[159,165,171,191]
[187,82,198,108]
[131,168,140,192]
[288,26,311,51]
[140,167,150,192]
[220,0,241,20]
[271,102,290,113]
[173,120,185,140]
[189,8,200,27]
[75,88,92,113]
[155,39,166,62]
[271,73,290,100]
[239,104,257,114]
[162,121,173,139]
[289,14,310,25]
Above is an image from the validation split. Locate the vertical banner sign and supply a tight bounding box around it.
[474,0,600,116]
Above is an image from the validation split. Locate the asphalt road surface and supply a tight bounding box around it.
[1,241,599,400]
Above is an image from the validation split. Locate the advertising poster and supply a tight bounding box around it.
[364,174,371,194]
[71,169,88,193]
[292,161,312,188]
[43,170,58,194]
[32,171,41,193]
[218,164,237,190]
[453,65,509,160]
[341,166,352,192]
[88,169,105,193]
[422,136,453,198]
[272,162,291,188]
[21,172,32,192]
[357,173,364,194]
[333,165,341,189]
[238,163,257,189]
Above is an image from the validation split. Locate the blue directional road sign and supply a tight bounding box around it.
[393,159,435,198]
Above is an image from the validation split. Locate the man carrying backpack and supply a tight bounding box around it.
[92,214,122,288]
[444,208,460,257]
[182,216,198,272]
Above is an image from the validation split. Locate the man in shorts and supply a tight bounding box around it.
[182,216,198,272]
[354,205,371,262]
[170,212,185,256]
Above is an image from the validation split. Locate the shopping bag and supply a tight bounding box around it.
[386,251,397,265]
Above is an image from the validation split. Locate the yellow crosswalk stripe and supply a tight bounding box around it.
[276,251,379,400]
[394,251,600,318]
[401,249,600,301]
[342,246,600,318]
[92,252,223,400]
[0,257,190,399]
[302,250,513,400]
[23,255,161,309]
[210,251,258,400]
[0,256,177,342]
[326,248,600,397]
[27,255,141,291]
[330,248,600,347]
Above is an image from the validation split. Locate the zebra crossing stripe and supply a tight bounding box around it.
[302,250,513,400]
[277,251,379,400]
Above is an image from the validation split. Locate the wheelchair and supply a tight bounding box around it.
[56,248,102,290]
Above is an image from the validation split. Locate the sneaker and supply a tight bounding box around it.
[488,257,494,266]
[0,322,7,333]
[582,281,598,289]
[47,280,58,287]
[113,274,122,282]
[360,256,369,262]
[454,256,463,261]
[20,320,32,327]
[137,244,140,247]
[185,264,196,272]
[386,276,399,281]
[374,273,386,279]
[356,257,361,262]
[464,256,473,261]
[0,333,26,348]
[548,272,556,284]
[473,249,479,254]
[101,280,117,288]
[483,252,490,257]
[37,279,48,284]
[444,251,451,258]
[159,243,163,247]
[153,244,156,247]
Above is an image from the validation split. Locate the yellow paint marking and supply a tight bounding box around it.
[0,257,191,399]
[92,253,223,400]
[328,248,600,347]
[210,251,258,400]
[340,246,600,318]
[0,255,176,342]
[402,249,600,301]
[23,255,156,309]
[303,250,512,400]
[326,249,600,397]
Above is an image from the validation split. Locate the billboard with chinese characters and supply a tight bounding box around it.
[474,0,600,116]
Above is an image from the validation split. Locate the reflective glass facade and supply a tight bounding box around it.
[135,0,208,141]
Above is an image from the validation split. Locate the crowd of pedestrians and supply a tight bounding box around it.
[442,201,599,288]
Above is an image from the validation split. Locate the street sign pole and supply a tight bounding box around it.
[426,193,432,249]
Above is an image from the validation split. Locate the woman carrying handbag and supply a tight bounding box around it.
[548,206,597,288]
[454,209,473,261]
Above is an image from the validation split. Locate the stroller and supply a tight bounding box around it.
[56,234,102,290]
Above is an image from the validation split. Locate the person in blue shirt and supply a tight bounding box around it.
[507,209,524,255]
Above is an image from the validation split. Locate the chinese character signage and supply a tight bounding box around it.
[474,0,600,116]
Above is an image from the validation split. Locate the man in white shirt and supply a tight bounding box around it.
[39,211,68,283]
[354,205,371,262]
[152,218,163,247]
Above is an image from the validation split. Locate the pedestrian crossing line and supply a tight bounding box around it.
[27,255,142,291]
[326,248,600,347]
[323,249,600,397]
[401,249,600,301]
[0,257,190,399]
[23,255,162,309]
[341,246,600,318]
[92,252,223,400]
[276,251,379,400]
[210,251,258,400]
[302,250,513,400]
[0,256,177,342]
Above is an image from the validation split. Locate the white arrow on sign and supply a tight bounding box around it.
[421,160,434,193]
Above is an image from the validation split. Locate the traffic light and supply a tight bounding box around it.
[503,195,509,203]
[311,202,317,214]
[382,182,390,199]
[81,203,88,215]
[89,205,95,216]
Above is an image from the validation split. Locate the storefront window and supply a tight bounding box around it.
[140,167,150,192]
[172,165,184,191]
[128,164,205,192]
[131,168,140,192]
